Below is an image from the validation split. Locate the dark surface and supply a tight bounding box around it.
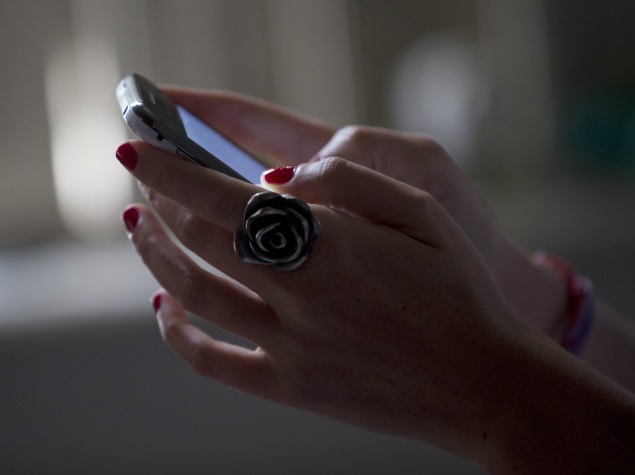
[0,319,481,475]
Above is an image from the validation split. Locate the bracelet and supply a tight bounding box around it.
[532,251,595,356]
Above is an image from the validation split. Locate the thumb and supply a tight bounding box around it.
[260,157,457,246]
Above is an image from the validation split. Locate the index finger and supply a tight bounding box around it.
[161,86,336,165]
[120,140,259,232]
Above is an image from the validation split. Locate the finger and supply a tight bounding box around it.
[123,204,278,344]
[312,125,449,184]
[161,86,336,165]
[312,125,407,169]
[137,186,291,295]
[154,290,275,397]
[117,140,257,232]
[261,157,456,247]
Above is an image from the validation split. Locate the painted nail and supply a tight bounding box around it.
[122,207,139,232]
[263,166,295,185]
[116,142,138,171]
[152,293,162,313]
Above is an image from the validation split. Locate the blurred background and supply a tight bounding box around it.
[1,0,634,473]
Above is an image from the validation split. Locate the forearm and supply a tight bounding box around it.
[496,239,635,392]
[496,239,567,337]
[480,324,635,474]
[581,300,635,393]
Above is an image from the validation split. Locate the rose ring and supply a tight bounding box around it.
[233,192,321,271]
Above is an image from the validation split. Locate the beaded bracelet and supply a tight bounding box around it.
[532,252,595,356]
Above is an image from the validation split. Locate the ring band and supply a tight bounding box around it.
[233,192,321,271]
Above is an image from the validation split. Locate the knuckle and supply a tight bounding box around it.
[417,189,437,209]
[417,190,444,220]
[175,210,205,249]
[190,344,216,378]
[134,224,163,259]
[202,185,243,228]
[333,124,375,148]
[150,162,173,196]
[325,125,395,168]
[174,270,207,312]
[141,184,158,206]
[412,133,448,157]
[159,317,187,353]
[158,318,216,380]
[315,155,348,180]
[160,319,180,346]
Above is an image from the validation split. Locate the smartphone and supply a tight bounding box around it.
[116,73,267,184]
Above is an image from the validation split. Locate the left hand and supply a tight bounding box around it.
[157,87,565,335]
[162,87,498,267]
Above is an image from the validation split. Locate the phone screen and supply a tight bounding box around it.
[176,105,266,184]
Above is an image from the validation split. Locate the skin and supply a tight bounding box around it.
[118,87,635,473]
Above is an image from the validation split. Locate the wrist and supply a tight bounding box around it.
[496,240,567,337]
[532,252,595,355]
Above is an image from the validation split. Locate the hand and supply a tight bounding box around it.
[118,139,529,463]
[162,88,496,262]
[116,90,635,474]
[159,87,566,335]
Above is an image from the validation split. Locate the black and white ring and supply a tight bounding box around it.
[233,192,321,271]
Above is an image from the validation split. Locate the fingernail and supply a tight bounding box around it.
[263,166,295,185]
[122,206,139,232]
[152,293,162,313]
[116,143,138,171]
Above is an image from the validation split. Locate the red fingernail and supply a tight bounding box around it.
[152,293,162,313]
[122,207,139,232]
[116,142,138,171]
[263,166,295,185]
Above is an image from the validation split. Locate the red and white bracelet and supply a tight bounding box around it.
[532,252,595,356]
